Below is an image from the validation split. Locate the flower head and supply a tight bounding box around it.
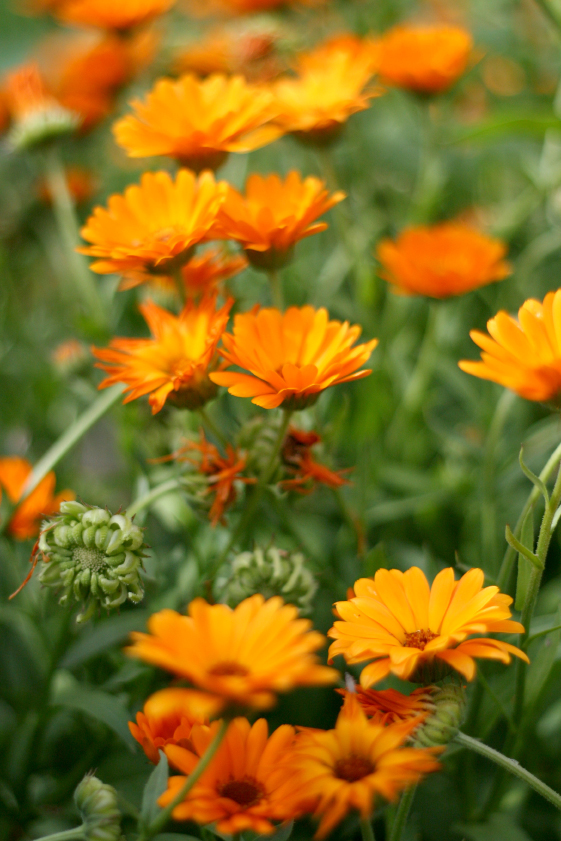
[79,170,227,279]
[119,247,247,296]
[215,172,345,270]
[376,222,510,299]
[55,0,174,31]
[184,0,323,15]
[459,289,561,404]
[328,567,528,685]
[93,295,233,414]
[280,426,351,493]
[126,594,337,710]
[0,456,73,540]
[4,63,79,149]
[210,305,378,409]
[339,685,434,727]
[376,24,473,94]
[113,74,281,171]
[159,717,299,834]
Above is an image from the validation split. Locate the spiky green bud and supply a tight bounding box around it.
[236,414,284,479]
[74,775,123,841]
[412,681,466,748]
[38,501,146,623]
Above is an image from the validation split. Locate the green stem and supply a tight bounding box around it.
[455,731,561,811]
[172,266,186,307]
[198,407,228,449]
[408,99,438,224]
[268,267,284,309]
[481,390,517,571]
[31,826,85,841]
[332,487,365,557]
[360,818,376,841]
[127,477,186,519]
[533,0,561,33]
[389,785,416,841]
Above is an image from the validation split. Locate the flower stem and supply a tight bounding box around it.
[481,390,516,576]
[268,267,284,309]
[388,785,416,841]
[360,818,376,841]
[31,826,86,841]
[127,477,187,519]
[172,266,186,307]
[198,407,229,449]
[455,731,561,811]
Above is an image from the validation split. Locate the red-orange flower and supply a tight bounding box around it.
[0,457,74,540]
[55,0,174,31]
[118,247,247,296]
[338,686,434,726]
[280,427,351,493]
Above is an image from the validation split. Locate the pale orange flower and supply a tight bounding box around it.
[329,567,528,686]
[93,295,232,413]
[459,289,561,403]
[50,339,90,376]
[118,247,248,296]
[55,0,174,31]
[209,306,378,410]
[376,222,511,298]
[0,457,74,540]
[126,595,337,709]
[79,170,227,279]
[280,427,351,493]
[174,22,282,81]
[376,24,473,94]
[338,686,434,726]
[113,74,282,172]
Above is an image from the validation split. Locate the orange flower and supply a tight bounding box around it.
[79,170,227,279]
[328,567,528,686]
[338,686,434,726]
[174,22,282,81]
[209,306,378,410]
[119,247,248,296]
[3,63,78,147]
[0,457,74,540]
[215,172,345,270]
[184,0,323,15]
[160,717,299,834]
[459,289,561,403]
[55,0,174,31]
[113,74,282,172]
[130,688,223,763]
[376,222,511,299]
[280,427,351,493]
[126,595,337,709]
[376,24,473,94]
[93,295,232,414]
[38,166,96,206]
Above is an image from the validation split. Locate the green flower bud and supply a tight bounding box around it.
[9,105,79,151]
[412,681,466,748]
[235,414,284,479]
[74,775,123,841]
[216,545,317,614]
[38,501,146,623]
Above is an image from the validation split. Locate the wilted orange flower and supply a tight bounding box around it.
[376,24,473,94]
[38,166,96,206]
[210,306,378,410]
[376,222,511,298]
[175,22,282,81]
[280,427,351,493]
[130,687,223,763]
[329,567,528,686]
[55,0,174,31]
[0,457,74,540]
[113,74,282,172]
[284,694,439,838]
[79,170,227,279]
[119,247,247,296]
[338,686,434,726]
[459,289,561,403]
[215,172,345,270]
[93,295,232,413]
[127,595,337,709]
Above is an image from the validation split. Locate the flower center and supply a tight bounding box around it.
[334,756,375,782]
[404,629,438,650]
[208,661,250,677]
[219,778,264,807]
[72,547,106,572]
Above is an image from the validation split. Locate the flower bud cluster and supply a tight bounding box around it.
[412,681,466,749]
[74,774,123,841]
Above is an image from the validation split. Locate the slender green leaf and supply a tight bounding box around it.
[454,814,533,841]
[515,508,535,611]
[526,605,561,707]
[141,752,169,827]
[60,611,149,669]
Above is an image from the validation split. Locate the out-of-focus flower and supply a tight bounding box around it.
[130,687,223,762]
[113,74,282,172]
[375,24,473,94]
[280,426,351,493]
[74,774,122,841]
[0,89,10,135]
[328,567,528,686]
[210,306,378,409]
[50,338,91,376]
[126,595,337,710]
[55,0,174,31]
[459,289,561,404]
[482,55,526,97]
[0,456,73,540]
[342,685,434,726]
[93,295,232,414]
[183,0,323,15]
[39,167,96,206]
[160,717,299,834]
[376,222,511,298]
[215,172,345,270]
[119,247,248,297]
[79,170,227,279]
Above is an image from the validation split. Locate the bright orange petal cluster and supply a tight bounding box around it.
[328,567,528,685]
[126,595,337,709]
[119,247,247,295]
[55,0,174,31]
[0,457,74,540]
[210,306,378,409]
[3,63,66,123]
[376,222,511,299]
[113,74,282,171]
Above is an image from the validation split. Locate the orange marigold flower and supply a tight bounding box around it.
[55,0,174,31]
[130,687,223,763]
[209,306,378,410]
[160,717,299,834]
[376,24,473,94]
[119,247,248,296]
[78,170,227,279]
[376,222,511,299]
[113,74,282,172]
[93,295,232,414]
[0,457,74,540]
[328,567,528,686]
[459,289,561,403]
[338,686,434,726]
[126,595,337,709]
[38,166,96,206]
[215,172,345,270]
[280,427,351,493]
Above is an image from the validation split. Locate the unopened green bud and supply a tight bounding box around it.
[9,105,79,151]
[412,681,466,748]
[236,414,284,479]
[38,501,146,622]
[216,545,317,614]
[74,774,122,841]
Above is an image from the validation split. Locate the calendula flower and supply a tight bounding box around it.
[4,63,79,149]
[376,222,511,298]
[130,688,223,763]
[93,295,232,413]
[210,306,378,410]
[79,170,227,279]
[160,717,299,834]
[376,24,473,94]
[342,686,434,726]
[328,567,528,685]
[284,694,440,838]
[0,456,73,541]
[184,0,322,14]
[113,74,282,172]
[119,247,248,296]
[55,0,174,31]
[280,427,351,493]
[215,172,345,270]
[459,289,561,404]
[126,594,337,709]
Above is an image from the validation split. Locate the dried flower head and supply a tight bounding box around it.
[280,426,351,493]
[0,456,74,541]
